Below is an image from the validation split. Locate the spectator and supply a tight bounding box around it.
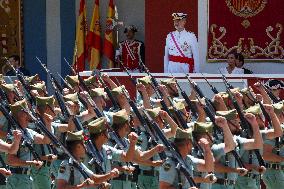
[5,55,30,76]
[235,53,253,74]
[219,52,243,74]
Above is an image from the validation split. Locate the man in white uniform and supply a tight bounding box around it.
[164,13,199,73]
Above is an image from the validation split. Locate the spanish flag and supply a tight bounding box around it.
[73,0,87,72]
[103,0,115,68]
[87,0,101,70]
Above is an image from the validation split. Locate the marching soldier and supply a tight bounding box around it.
[159,128,214,189]
[164,13,199,73]
[31,96,58,189]
[211,110,263,189]
[116,25,145,72]
[87,116,139,188]
[6,99,51,189]
[108,109,164,189]
[56,131,120,189]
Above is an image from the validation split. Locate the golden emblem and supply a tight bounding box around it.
[208,23,284,60]
[225,0,267,28]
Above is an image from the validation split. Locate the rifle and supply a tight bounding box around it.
[64,58,77,76]
[118,80,167,160]
[171,75,198,119]
[186,75,216,120]
[92,70,121,110]
[142,110,197,187]
[220,73,266,167]
[37,57,64,93]
[118,60,145,100]
[258,79,281,103]
[139,62,172,115]
[201,73,219,94]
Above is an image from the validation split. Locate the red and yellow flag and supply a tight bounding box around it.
[103,0,115,68]
[87,0,101,70]
[73,0,87,72]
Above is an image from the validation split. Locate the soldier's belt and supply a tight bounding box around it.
[10,167,31,175]
[266,163,284,170]
[216,178,236,186]
[140,169,159,177]
[243,172,258,179]
[169,55,193,65]
[112,173,135,182]
[43,160,51,167]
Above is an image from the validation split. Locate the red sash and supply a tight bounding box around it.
[170,32,194,73]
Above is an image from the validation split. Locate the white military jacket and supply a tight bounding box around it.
[164,29,199,73]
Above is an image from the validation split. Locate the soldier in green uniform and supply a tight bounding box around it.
[31,96,58,189]
[262,101,284,189]
[87,116,139,188]
[6,99,52,189]
[212,110,263,189]
[108,109,164,189]
[235,104,282,189]
[159,128,214,189]
[56,130,120,189]
[192,116,236,189]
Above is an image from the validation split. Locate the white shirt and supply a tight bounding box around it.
[219,67,244,74]
[164,29,199,73]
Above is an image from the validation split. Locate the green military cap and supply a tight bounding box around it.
[193,122,213,134]
[26,74,39,84]
[173,101,185,110]
[219,92,229,99]
[216,109,238,120]
[111,85,126,97]
[84,76,97,86]
[272,102,284,115]
[137,76,151,85]
[30,82,46,91]
[1,84,15,93]
[63,93,79,103]
[88,117,107,134]
[66,130,84,142]
[112,109,129,125]
[231,88,240,93]
[244,104,261,115]
[161,78,176,86]
[240,88,250,95]
[146,107,161,119]
[65,75,79,87]
[10,99,28,115]
[169,101,185,114]
[90,88,106,98]
[175,128,192,140]
[36,96,55,107]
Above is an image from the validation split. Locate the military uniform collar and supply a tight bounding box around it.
[175,29,186,34]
